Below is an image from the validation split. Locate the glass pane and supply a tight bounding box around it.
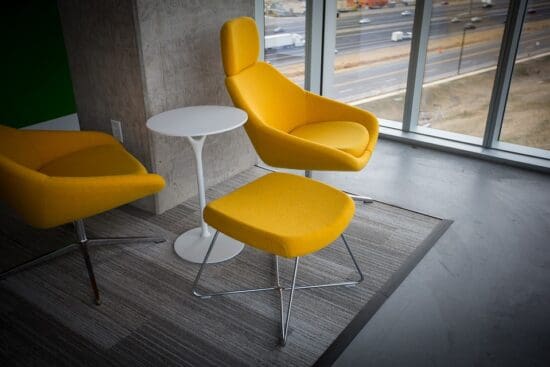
[264,0,307,87]
[325,1,416,124]
[419,0,509,140]
[500,1,550,151]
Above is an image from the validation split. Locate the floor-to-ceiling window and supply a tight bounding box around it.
[264,0,307,86]
[500,0,550,152]
[257,0,550,168]
[324,1,416,128]
[419,0,509,141]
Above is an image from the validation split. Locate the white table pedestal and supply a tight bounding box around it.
[146,105,248,264]
[174,228,244,263]
[173,134,243,264]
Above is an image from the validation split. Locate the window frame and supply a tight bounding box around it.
[255,0,549,172]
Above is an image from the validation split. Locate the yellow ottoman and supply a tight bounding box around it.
[192,172,363,345]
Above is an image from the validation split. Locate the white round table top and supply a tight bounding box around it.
[146,105,248,137]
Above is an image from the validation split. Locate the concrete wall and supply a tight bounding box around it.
[136,0,257,213]
[58,0,151,168]
[58,0,257,214]
[58,0,155,211]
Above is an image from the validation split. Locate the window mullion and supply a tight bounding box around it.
[305,0,324,93]
[254,0,265,61]
[483,0,528,148]
[402,0,432,132]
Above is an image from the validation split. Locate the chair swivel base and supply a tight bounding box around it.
[305,170,374,203]
[0,219,165,305]
[347,193,374,203]
[192,231,364,346]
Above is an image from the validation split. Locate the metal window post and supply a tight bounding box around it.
[483,0,528,148]
[321,0,337,97]
[402,0,432,132]
[254,0,265,61]
[305,0,325,93]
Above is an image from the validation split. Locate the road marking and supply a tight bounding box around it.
[333,38,546,88]
[349,51,550,106]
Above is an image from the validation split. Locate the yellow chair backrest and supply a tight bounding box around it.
[0,125,43,169]
[221,17,307,133]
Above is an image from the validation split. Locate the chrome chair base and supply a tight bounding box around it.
[0,219,165,305]
[192,231,364,346]
[304,170,374,203]
[347,193,374,203]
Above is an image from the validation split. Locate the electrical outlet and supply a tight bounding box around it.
[110,119,123,143]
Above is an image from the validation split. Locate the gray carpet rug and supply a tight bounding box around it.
[0,167,450,366]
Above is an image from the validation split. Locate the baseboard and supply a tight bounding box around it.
[22,113,80,131]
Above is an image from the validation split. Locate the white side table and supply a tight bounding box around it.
[146,105,248,264]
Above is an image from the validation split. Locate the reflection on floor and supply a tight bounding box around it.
[310,139,550,366]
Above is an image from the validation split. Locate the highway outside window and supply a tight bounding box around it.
[417,0,510,140]
[325,0,417,127]
[260,0,549,162]
[499,0,550,151]
[264,0,307,86]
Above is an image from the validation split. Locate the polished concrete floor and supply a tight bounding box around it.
[311,140,550,367]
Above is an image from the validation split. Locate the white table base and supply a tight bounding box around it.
[146,106,249,265]
[174,227,244,264]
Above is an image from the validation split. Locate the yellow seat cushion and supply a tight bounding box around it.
[289,121,369,158]
[204,172,355,258]
[39,144,147,177]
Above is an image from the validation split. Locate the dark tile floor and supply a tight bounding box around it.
[312,140,550,367]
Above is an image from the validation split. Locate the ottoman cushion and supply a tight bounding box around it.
[204,172,354,258]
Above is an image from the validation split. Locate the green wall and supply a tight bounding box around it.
[0,1,76,128]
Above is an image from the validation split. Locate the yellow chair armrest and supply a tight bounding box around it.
[305,92,379,153]
[245,112,367,171]
[0,155,49,227]
[23,130,120,166]
[34,174,165,228]
[1,152,164,228]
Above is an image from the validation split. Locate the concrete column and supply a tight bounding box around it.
[58,0,257,214]
[136,0,257,213]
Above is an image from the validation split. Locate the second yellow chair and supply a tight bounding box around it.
[220,17,379,200]
[0,125,165,305]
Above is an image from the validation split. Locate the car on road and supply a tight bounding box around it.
[265,33,305,49]
[273,27,284,33]
[441,1,449,5]
[358,18,371,24]
[464,22,476,30]
[471,16,482,22]
[527,8,537,14]
[451,17,461,23]
[391,31,412,42]
[401,10,412,16]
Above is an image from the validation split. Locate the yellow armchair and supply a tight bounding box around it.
[0,124,165,304]
[220,17,379,178]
